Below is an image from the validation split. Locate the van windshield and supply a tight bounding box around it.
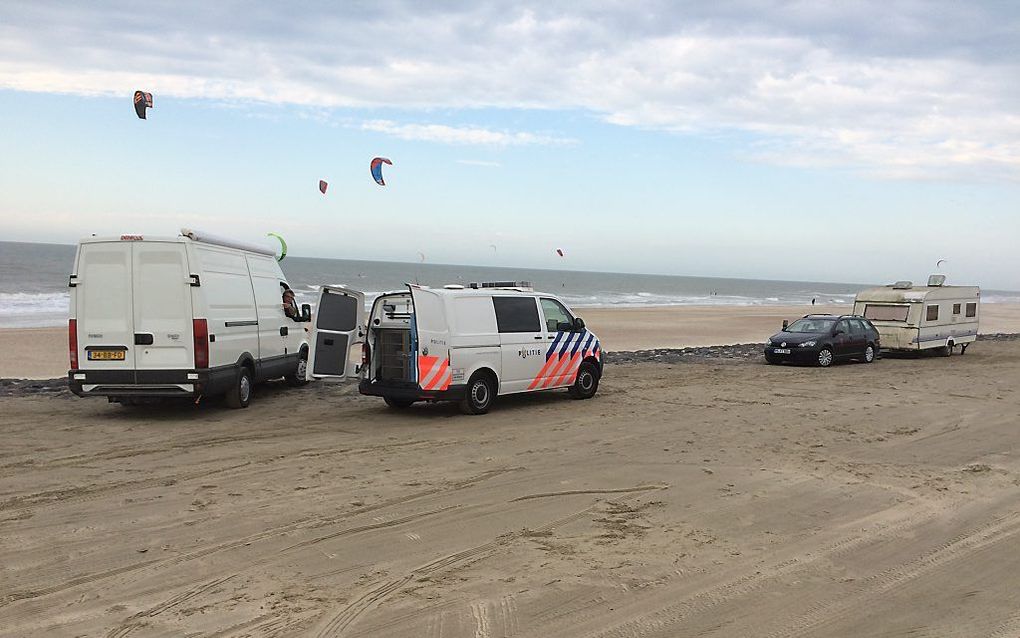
[785,318,836,333]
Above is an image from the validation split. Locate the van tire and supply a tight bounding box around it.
[384,397,415,409]
[568,361,600,399]
[286,352,309,387]
[459,373,495,415]
[225,366,253,409]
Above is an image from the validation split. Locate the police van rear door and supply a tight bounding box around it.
[409,285,452,392]
[308,286,366,380]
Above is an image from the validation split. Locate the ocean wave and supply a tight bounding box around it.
[0,292,70,315]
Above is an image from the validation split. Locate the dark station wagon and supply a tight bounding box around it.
[765,314,881,367]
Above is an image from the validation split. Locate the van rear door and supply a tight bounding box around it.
[409,285,452,392]
[308,286,366,380]
[75,241,136,371]
[131,242,194,372]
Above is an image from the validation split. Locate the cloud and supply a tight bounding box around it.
[1,1,1018,178]
[360,120,574,146]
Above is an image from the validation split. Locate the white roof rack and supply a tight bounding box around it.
[180,228,276,257]
[469,280,534,291]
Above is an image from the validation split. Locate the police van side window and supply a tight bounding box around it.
[492,297,541,333]
[540,298,573,332]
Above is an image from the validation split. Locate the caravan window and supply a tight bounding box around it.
[864,305,909,322]
[492,297,541,333]
[953,303,961,315]
[966,303,977,318]
[926,305,939,322]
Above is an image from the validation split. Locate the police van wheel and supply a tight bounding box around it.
[459,374,494,415]
[568,362,600,399]
[286,353,309,387]
[225,366,253,409]
[384,397,415,409]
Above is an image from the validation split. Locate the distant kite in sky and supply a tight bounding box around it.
[556,248,564,257]
[319,180,328,194]
[936,258,947,269]
[370,157,392,186]
[418,251,426,263]
[133,91,153,119]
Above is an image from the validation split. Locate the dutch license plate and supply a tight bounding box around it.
[87,350,125,361]
[773,348,791,354]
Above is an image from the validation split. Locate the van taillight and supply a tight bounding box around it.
[69,319,78,370]
[193,319,209,369]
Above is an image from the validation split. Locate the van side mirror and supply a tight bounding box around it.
[573,317,585,332]
[301,304,312,322]
[782,320,789,330]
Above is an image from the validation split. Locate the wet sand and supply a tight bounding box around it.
[2,340,1020,636]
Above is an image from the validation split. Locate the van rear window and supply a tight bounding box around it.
[864,305,909,322]
[492,297,541,333]
[317,292,359,331]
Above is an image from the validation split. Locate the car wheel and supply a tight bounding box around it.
[943,341,954,357]
[864,344,876,363]
[225,366,253,409]
[817,348,834,368]
[384,397,415,409]
[459,373,495,415]
[568,361,600,399]
[286,352,309,387]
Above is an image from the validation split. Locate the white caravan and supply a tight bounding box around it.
[68,229,310,407]
[307,282,604,414]
[852,275,980,355]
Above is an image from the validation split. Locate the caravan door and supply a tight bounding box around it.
[308,286,366,380]
[409,285,452,392]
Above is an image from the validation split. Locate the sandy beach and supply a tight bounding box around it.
[2,338,1020,636]
[4,303,1020,379]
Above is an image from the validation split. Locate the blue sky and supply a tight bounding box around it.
[1,1,1019,288]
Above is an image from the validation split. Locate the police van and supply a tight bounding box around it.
[68,229,310,407]
[308,281,603,414]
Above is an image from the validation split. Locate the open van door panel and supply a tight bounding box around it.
[409,285,452,391]
[309,286,366,380]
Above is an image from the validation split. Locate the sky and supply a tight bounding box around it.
[1,1,1018,289]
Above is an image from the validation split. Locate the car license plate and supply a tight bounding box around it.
[87,350,125,361]
[773,348,791,354]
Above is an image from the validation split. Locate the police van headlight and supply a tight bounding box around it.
[799,340,817,347]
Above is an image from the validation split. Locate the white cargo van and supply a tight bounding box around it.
[852,275,980,355]
[308,281,604,414]
[68,229,310,407]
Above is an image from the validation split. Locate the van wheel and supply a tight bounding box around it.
[864,344,876,363]
[459,373,494,415]
[286,352,309,387]
[384,397,415,409]
[568,362,600,399]
[817,348,834,367]
[225,366,253,409]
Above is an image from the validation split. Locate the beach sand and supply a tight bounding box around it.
[5,303,1020,379]
[2,339,1020,636]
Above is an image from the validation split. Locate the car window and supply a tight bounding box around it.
[492,297,541,333]
[850,319,867,334]
[786,318,837,333]
[836,319,851,334]
[540,298,573,332]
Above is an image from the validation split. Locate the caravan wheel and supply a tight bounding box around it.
[943,341,954,357]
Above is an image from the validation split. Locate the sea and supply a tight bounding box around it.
[2,240,1018,329]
